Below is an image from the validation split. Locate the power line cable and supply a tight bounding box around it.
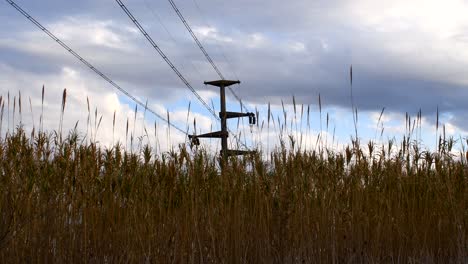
[143,0,204,81]
[168,0,223,79]
[5,0,187,136]
[191,0,240,80]
[115,0,220,122]
[167,0,251,113]
[184,0,257,148]
[5,0,249,151]
[143,0,177,44]
[116,0,251,151]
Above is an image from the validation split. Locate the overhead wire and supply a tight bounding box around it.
[116,0,252,151]
[5,0,188,136]
[191,0,240,80]
[168,0,223,79]
[167,0,251,113]
[143,0,204,81]
[188,0,259,148]
[115,0,220,123]
[142,0,218,140]
[168,0,255,151]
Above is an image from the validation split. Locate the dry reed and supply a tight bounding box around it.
[0,89,466,263]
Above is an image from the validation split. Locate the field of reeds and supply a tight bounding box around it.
[0,89,467,263]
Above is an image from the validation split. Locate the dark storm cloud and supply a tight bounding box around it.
[2,0,468,130]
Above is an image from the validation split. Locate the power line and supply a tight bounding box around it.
[186,0,258,153]
[116,0,252,152]
[168,0,223,79]
[5,0,187,136]
[143,0,204,81]
[115,0,220,122]
[167,0,251,113]
[191,0,239,80]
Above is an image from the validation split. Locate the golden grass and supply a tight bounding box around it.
[0,126,466,263]
[0,89,466,263]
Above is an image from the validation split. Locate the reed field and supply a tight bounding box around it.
[0,89,467,263]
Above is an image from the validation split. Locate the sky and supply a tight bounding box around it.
[1,0,468,153]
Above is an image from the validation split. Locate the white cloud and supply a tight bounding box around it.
[0,17,138,56]
[51,17,137,51]
[246,33,267,49]
[350,0,468,37]
[346,0,468,86]
[0,63,190,152]
[197,89,218,106]
[319,38,330,52]
[4,0,468,153]
[193,26,233,43]
[288,41,306,53]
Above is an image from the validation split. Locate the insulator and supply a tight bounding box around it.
[191,137,200,146]
[248,113,256,125]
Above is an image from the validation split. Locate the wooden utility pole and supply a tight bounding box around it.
[189,80,256,162]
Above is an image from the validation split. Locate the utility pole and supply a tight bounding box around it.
[189,80,256,162]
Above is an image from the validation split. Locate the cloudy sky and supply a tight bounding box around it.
[1,0,468,152]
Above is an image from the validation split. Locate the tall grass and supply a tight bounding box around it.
[0,89,467,263]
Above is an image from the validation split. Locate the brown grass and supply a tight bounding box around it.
[0,90,467,263]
